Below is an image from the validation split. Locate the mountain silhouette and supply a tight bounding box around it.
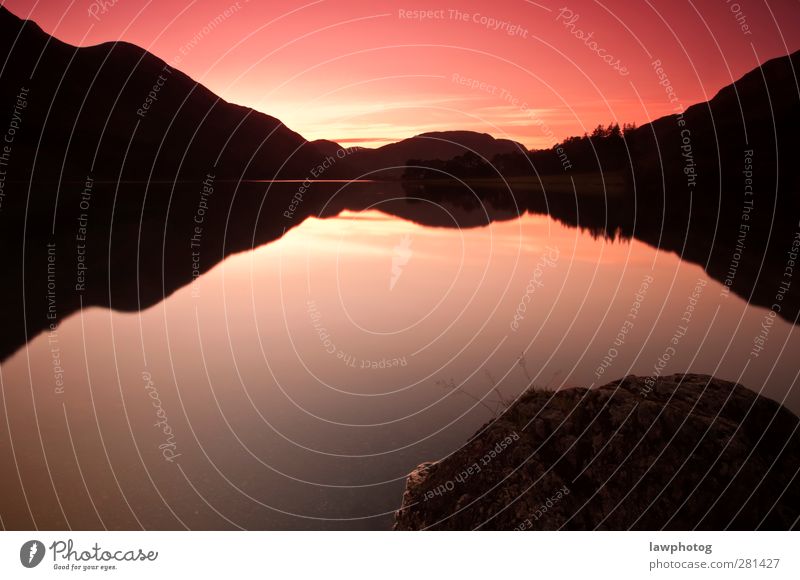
[0,7,334,181]
[335,131,526,178]
[626,50,800,323]
[400,50,800,322]
[631,49,800,200]
[309,138,361,158]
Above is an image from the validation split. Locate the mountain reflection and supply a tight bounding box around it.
[0,176,797,362]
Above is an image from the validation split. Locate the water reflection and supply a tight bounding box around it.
[0,179,797,529]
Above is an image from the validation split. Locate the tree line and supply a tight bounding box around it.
[402,123,637,180]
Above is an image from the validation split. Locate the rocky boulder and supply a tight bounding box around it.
[394,374,800,530]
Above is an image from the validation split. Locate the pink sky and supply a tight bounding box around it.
[4,0,799,148]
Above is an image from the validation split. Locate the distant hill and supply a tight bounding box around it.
[309,139,359,158]
[0,7,333,181]
[393,51,800,322]
[396,50,800,193]
[340,131,526,178]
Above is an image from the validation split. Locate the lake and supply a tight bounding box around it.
[0,180,798,530]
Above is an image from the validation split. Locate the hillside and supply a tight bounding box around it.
[0,7,331,181]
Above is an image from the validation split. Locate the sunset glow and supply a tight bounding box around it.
[2,0,800,547]
[6,0,799,148]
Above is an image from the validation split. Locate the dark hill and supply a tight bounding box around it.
[0,7,331,181]
[309,139,358,159]
[346,131,526,178]
[626,50,800,322]
[397,51,800,321]
[631,49,800,199]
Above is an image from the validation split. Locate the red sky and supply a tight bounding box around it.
[4,0,799,149]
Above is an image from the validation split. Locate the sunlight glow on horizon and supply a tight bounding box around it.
[6,0,799,150]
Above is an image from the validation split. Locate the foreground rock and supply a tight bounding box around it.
[395,374,800,530]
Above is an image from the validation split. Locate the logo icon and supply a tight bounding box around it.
[390,234,413,290]
[20,540,46,568]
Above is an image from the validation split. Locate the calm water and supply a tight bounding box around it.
[1,190,798,530]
